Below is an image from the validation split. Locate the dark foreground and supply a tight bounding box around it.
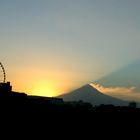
[0,83,138,137]
[0,91,140,121]
[0,93,139,137]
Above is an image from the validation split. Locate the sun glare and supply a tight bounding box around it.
[29,82,59,97]
[33,88,57,97]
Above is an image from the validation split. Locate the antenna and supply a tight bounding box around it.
[0,62,6,83]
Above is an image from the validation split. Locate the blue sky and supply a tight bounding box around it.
[0,0,140,96]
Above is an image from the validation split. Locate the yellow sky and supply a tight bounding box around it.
[8,66,90,97]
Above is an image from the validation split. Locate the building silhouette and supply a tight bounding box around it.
[0,82,12,93]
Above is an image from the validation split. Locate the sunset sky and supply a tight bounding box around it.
[0,0,140,97]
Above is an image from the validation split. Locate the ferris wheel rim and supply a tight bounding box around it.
[0,62,6,83]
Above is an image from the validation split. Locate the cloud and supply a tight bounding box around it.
[90,83,140,102]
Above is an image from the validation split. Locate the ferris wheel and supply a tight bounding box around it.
[0,62,6,83]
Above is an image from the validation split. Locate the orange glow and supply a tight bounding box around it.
[9,67,87,97]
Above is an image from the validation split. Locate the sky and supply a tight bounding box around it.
[0,0,140,97]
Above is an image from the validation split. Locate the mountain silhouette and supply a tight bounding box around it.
[59,84,128,106]
[95,60,140,92]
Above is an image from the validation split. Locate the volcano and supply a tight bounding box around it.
[59,84,128,106]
